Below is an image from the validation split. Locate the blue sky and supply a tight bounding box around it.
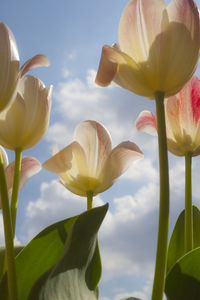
[0,0,200,299]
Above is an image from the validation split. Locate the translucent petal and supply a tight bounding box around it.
[74,120,112,178]
[98,141,143,193]
[19,54,50,78]
[135,110,158,136]
[119,0,166,62]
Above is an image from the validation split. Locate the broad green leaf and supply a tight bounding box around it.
[167,205,200,273]
[28,204,108,300]
[85,241,101,291]
[0,215,77,299]
[165,247,200,300]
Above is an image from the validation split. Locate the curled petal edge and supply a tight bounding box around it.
[135,110,158,136]
[95,45,118,86]
[19,54,50,78]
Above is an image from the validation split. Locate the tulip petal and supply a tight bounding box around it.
[0,157,41,208]
[160,0,200,95]
[102,45,154,97]
[98,141,143,193]
[165,96,183,144]
[0,75,53,150]
[43,142,77,174]
[17,75,52,149]
[177,76,200,132]
[135,110,158,136]
[44,142,90,196]
[0,92,26,149]
[74,120,112,178]
[119,0,166,62]
[0,23,20,111]
[19,54,50,78]
[95,45,118,87]
[59,179,86,197]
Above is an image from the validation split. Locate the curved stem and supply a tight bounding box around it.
[10,148,22,236]
[0,152,18,300]
[86,191,93,210]
[151,92,169,300]
[185,152,193,253]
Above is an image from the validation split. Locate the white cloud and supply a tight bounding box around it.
[122,158,158,183]
[46,68,155,151]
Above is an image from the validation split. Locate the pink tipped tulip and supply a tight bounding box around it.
[0,23,50,112]
[0,146,41,209]
[43,120,143,196]
[0,75,53,150]
[135,76,200,156]
[96,0,200,99]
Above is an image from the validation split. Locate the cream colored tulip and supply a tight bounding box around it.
[0,75,53,150]
[0,146,41,209]
[43,120,143,196]
[0,23,50,112]
[96,0,200,99]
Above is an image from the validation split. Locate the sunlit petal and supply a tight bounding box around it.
[95,45,118,86]
[0,75,52,150]
[98,141,144,193]
[74,120,112,178]
[135,110,157,136]
[119,0,166,61]
[19,54,50,78]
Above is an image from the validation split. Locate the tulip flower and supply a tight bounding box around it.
[95,0,200,99]
[0,146,41,209]
[135,76,200,157]
[136,76,200,255]
[43,120,143,198]
[0,75,53,150]
[0,23,50,112]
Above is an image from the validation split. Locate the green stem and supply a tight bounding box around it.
[10,148,22,236]
[185,152,193,253]
[86,191,93,210]
[0,152,18,300]
[151,92,169,300]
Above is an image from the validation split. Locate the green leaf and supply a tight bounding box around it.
[165,247,200,300]
[167,205,200,273]
[0,215,77,299]
[28,204,108,300]
[85,241,101,291]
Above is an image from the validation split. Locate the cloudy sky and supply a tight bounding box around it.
[1,0,200,299]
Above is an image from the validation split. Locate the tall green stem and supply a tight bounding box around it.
[86,191,93,210]
[10,148,22,235]
[0,152,18,300]
[185,152,193,253]
[151,92,169,300]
